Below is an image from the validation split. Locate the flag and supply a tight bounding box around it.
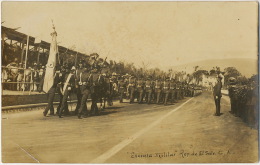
[43,28,58,93]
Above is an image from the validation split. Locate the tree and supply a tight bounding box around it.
[192,70,209,85]
[223,67,241,85]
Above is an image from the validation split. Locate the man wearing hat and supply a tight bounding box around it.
[136,76,145,104]
[175,81,181,100]
[154,77,163,104]
[213,74,223,116]
[43,66,62,116]
[58,66,76,118]
[128,75,136,104]
[77,63,92,119]
[162,77,171,105]
[169,79,177,103]
[74,60,86,115]
[144,76,153,104]
[118,76,127,103]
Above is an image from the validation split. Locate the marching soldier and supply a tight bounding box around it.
[180,82,185,99]
[175,81,181,100]
[162,77,170,105]
[74,60,85,114]
[144,76,153,104]
[77,64,92,119]
[89,65,101,116]
[184,82,189,97]
[56,65,68,115]
[136,76,145,104]
[128,75,136,104]
[43,66,62,116]
[110,72,118,106]
[58,66,76,118]
[118,76,127,103]
[189,84,195,97]
[124,74,130,99]
[169,78,176,104]
[154,77,162,104]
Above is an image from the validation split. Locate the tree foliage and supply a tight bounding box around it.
[224,67,241,85]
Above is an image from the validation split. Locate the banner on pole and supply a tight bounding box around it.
[43,27,58,93]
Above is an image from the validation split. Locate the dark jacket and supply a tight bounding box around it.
[213,80,222,98]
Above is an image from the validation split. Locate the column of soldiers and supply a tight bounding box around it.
[228,77,258,129]
[43,59,203,119]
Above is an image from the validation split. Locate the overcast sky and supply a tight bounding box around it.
[2,1,258,70]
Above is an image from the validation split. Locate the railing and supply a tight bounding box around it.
[2,66,44,95]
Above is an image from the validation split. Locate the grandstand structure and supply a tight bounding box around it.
[2,25,89,67]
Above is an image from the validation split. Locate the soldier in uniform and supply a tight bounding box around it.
[175,81,181,100]
[58,66,76,118]
[118,76,127,103]
[184,82,189,97]
[180,82,185,99]
[162,77,170,105]
[74,60,85,115]
[109,72,118,106]
[89,65,102,116]
[213,75,223,116]
[124,74,130,99]
[169,79,176,104]
[154,77,162,104]
[77,63,92,119]
[56,65,68,115]
[43,66,62,116]
[136,76,145,104]
[128,75,136,104]
[144,76,153,104]
[190,84,195,97]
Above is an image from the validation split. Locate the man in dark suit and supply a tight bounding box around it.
[213,75,223,116]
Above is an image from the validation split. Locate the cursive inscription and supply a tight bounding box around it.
[128,150,234,159]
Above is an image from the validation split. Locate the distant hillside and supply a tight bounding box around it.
[169,58,258,78]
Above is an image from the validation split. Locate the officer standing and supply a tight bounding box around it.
[213,75,223,116]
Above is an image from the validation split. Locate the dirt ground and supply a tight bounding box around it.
[1,92,258,163]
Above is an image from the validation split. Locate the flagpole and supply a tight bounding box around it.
[22,35,29,95]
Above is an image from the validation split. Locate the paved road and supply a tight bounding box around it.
[2,92,258,163]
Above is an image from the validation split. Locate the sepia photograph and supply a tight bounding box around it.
[1,1,259,163]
